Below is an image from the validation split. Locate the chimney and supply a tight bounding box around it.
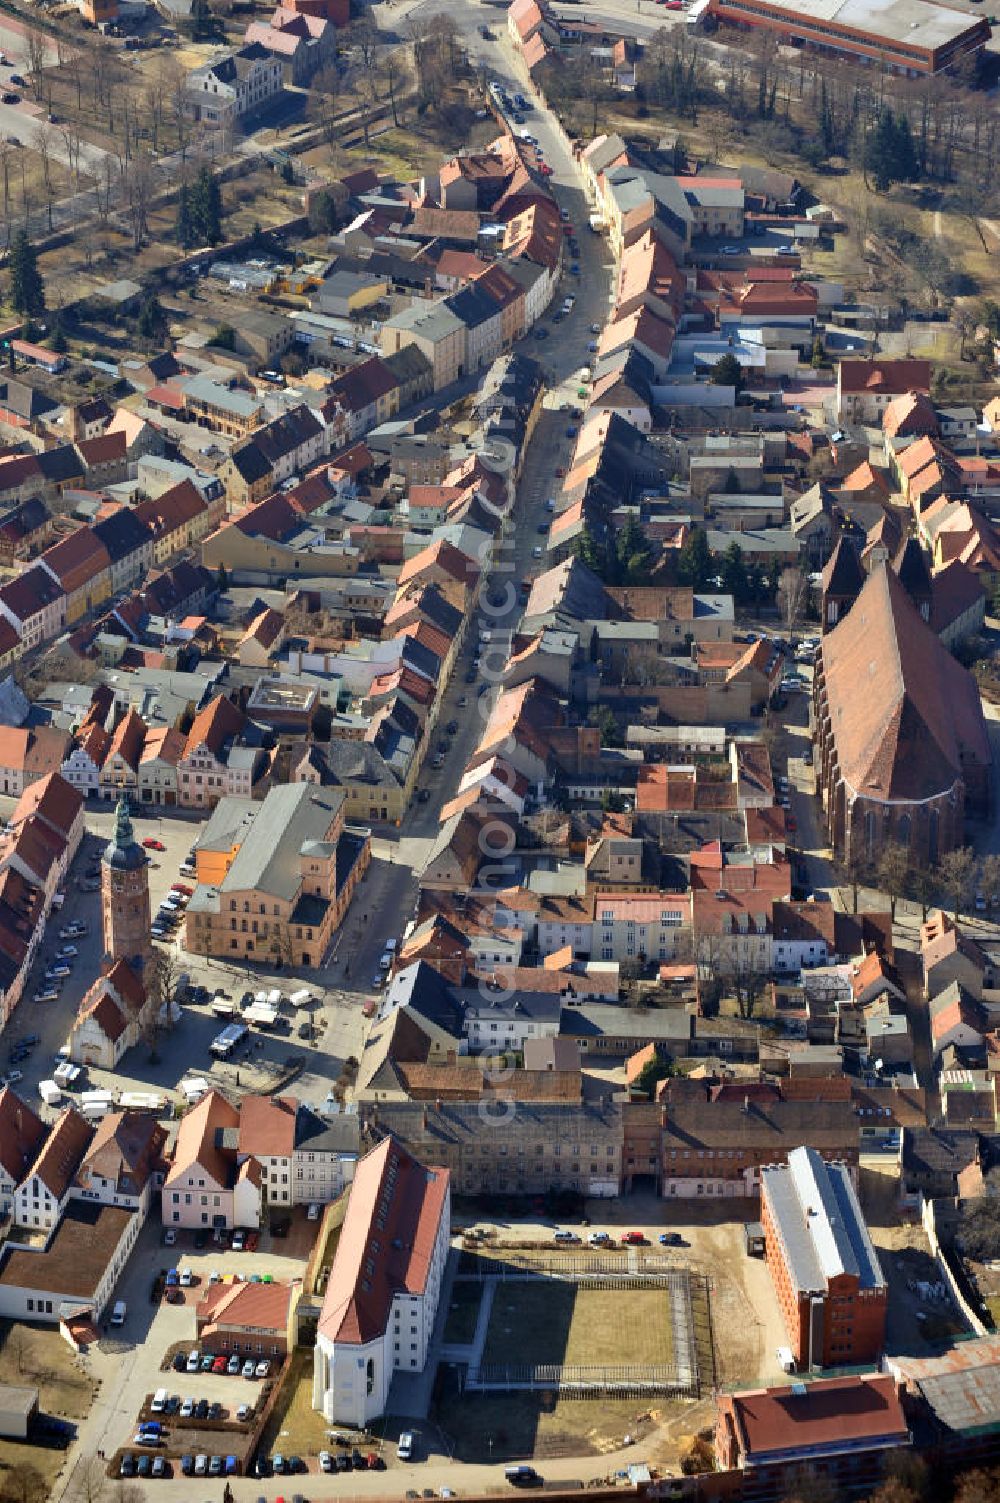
[660,1104,667,1129]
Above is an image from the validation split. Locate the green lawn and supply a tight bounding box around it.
[482,1283,675,1369]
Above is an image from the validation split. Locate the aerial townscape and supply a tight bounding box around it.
[0,0,1000,1500]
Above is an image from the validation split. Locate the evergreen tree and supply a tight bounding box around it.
[810,333,824,369]
[616,514,654,585]
[869,108,895,191]
[722,540,748,603]
[894,113,919,182]
[307,189,339,236]
[216,563,229,592]
[187,168,223,247]
[677,526,712,589]
[8,231,45,318]
[710,352,743,392]
[137,296,165,342]
[573,524,602,573]
[49,323,67,354]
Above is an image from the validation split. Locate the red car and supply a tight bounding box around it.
[562,223,574,235]
[786,814,797,832]
[143,838,166,851]
[172,882,193,896]
[245,1232,259,1252]
[541,164,553,176]
[212,1356,228,1374]
[621,1231,646,1245]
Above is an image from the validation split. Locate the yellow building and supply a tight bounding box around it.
[185,783,370,970]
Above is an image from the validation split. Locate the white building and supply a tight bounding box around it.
[312,1137,450,1428]
[0,1087,47,1219]
[162,1091,261,1232]
[185,42,283,126]
[13,1107,94,1233]
[163,1092,359,1231]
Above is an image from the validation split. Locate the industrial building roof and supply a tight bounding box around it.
[723,0,985,51]
[762,1145,885,1296]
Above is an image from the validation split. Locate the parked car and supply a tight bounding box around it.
[242,1359,256,1379]
[143,838,166,851]
[227,1354,241,1375]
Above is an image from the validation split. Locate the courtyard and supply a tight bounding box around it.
[481,1282,677,1371]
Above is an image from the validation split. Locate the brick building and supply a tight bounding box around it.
[661,1081,858,1198]
[813,564,991,868]
[761,1146,888,1370]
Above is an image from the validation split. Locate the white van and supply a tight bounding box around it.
[150,1388,168,1414]
[110,1300,127,1326]
[397,1432,414,1461]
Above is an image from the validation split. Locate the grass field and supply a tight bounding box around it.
[442,1281,483,1345]
[481,1283,675,1370]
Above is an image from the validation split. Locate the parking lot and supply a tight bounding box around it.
[2,800,369,1119]
[60,1212,319,1488]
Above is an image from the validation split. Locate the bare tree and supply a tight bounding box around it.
[875,840,910,921]
[59,122,84,199]
[0,137,11,247]
[936,845,977,921]
[160,54,191,162]
[776,566,809,637]
[978,853,1000,911]
[24,30,47,105]
[122,152,155,251]
[33,125,56,234]
[308,63,340,148]
[94,155,117,227]
[76,1455,106,1503]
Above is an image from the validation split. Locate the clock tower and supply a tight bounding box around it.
[101,796,152,972]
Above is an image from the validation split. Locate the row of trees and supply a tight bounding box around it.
[574,516,656,587]
[673,527,812,628]
[843,842,999,925]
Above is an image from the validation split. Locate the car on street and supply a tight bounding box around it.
[721,244,742,255]
[142,838,166,851]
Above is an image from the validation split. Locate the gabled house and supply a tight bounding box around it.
[68,961,153,1071]
[13,1107,94,1233]
[162,1090,261,1232]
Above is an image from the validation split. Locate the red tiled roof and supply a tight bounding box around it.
[840,358,931,396]
[317,1137,449,1346]
[727,1375,906,1458]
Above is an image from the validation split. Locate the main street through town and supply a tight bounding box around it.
[49,33,618,1502]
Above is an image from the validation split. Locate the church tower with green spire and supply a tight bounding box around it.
[101,796,152,971]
